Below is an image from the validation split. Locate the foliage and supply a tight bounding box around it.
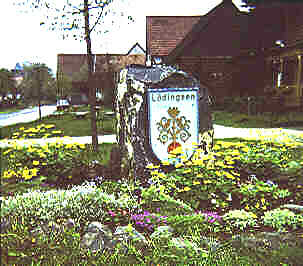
[18,63,57,104]
[1,114,303,264]
[0,68,16,102]
[14,0,133,41]
[222,210,258,232]
[262,208,303,231]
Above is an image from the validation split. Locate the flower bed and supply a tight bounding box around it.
[1,127,303,265]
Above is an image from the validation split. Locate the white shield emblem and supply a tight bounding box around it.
[148,88,199,163]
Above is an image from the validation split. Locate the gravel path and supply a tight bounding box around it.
[0,125,302,148]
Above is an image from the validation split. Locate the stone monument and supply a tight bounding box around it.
[115,64,213,183]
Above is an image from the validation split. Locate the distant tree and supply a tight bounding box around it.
[19,63,56,104]
[14,0,133,152]
[0,68,15,105]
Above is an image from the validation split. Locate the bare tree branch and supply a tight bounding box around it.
[89,5,105,33]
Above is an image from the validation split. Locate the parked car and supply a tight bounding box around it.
[56,99,70,111]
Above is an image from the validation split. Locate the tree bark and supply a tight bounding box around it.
[84,0,98,152]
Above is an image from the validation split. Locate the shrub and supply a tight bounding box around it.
[262,208,303,232]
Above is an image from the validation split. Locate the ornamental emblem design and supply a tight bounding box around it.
[157,107,191,153]
[148,87,199,163]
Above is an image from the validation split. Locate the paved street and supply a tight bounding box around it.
[0,105,57,127]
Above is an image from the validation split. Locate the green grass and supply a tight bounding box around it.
[0,106,27,114]
[1,108,116,139]
[212,110,303,129]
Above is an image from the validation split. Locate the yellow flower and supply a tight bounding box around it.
[223,171,235,180]
[255,202,260,208]
[183,186,191,191]
[175,163,183,168]
[203,180,212,184]
[52,130,62,134]
[68,175,73,179]
[251,213,257,219]
[183,169,191,174]
[3,170,14,179]
[170,146,183,155]
[30,168,38,176]
[19,127,25,130]
[45,124,55,129]
[150,170,159,176]
[146,164,160,169]
[215,161,226,168]
[3,149,11,155]
[261,198,266,205]
[215,171,221,176]
[193,181,200,185]
[32,238,36,243]
[241,147,250,153]
[245,205,250,210]
[213,145,221,150]
[33,160,40,166]
[158,172,166,179]
[161,161,170,166]
[192,159,204,166]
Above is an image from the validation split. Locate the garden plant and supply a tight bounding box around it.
[1,117,303,265]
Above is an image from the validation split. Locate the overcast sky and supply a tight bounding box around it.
[0,0,247,75]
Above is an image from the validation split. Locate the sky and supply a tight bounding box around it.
[0,0,248,75]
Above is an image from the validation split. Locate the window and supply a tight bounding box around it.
[282,57,297,85]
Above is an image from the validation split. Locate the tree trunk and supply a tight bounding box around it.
[84,0,98,152]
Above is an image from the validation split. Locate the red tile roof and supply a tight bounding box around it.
[146,16,201,57]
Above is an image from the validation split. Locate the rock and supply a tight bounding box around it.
[231,232,303,252]
[112,225,149,251]
[199,236,222,252]
[281,204,303,214]
[80,222,113,253]
[0,217,11,234]
[115,64,214,181]
[169,237,203,253]
[80,223,149,254]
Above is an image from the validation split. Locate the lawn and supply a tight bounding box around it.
[1,116,303,265]
[0,106,28,114]
[212,110,303,129]
[0,106,115,139]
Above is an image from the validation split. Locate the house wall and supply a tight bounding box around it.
[281,4,303,48]
[175,56,234,97]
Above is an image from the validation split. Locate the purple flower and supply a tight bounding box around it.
[108,210,116,217]
[200,211,222,223]
[156,208,160,212]
[148,225,154,231]
[146,218,151,223]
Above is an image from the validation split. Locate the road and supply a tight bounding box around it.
[0,105,57,127]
